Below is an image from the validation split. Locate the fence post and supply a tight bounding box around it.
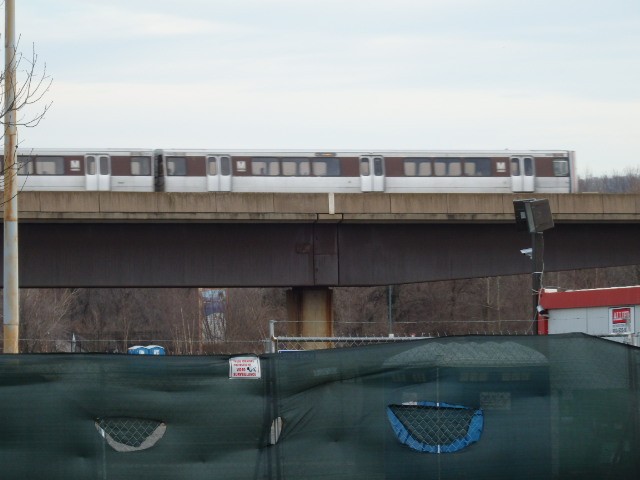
[268,320,277,353]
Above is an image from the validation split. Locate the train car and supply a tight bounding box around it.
[154,149,233,193]
[3,148,576,193]
[155,149,577,194]
[13,148,156,192]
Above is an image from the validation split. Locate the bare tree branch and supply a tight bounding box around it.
[1,35,53,204]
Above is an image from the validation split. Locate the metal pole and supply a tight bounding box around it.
[387,285,393,335]
[268,319,276,354]
[531,232,544,335]
[3,0,20,353]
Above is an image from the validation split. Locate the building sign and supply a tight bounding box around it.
[609,307,633,334]
[229,356,261,379]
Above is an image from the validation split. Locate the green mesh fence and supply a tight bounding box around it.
[0,333,638,479]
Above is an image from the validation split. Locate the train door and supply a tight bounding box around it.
[206,155,232,192]
[360,155,385,192]
[510,156,535,192]
[85,154,111,191]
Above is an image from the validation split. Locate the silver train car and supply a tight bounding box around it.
[9,149,577,194]
[14,149,155,192]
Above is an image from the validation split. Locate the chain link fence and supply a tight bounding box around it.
[386,402,483,453]
[95,417,167,452]
[266,319,533,352]
[10,317,536,355]
[12,337,268,355]
[267,320,640,352]
[267,319,432,352]
[14,320,635,355]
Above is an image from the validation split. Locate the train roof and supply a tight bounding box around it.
[16,148,154,155]
[14,148,575,158]
[155,148,574,157]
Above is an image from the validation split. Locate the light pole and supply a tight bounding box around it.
[513,199,554,335]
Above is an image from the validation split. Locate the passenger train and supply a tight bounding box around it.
[7,149,577,193]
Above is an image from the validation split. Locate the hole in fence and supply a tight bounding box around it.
[95,417,166,452]
[386,402,483,453]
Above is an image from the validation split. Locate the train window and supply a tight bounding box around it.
[299,159,310,176]
[553,159,569,176]
[86,156,96,175]
[34,156,65,175]
[464,158,491,176]
[17,155,33,175]
[404,161,416,176]
[510,159,520,176]
[252,159,267,175]
[314,161,328,176]
[220,156,231,176]
[418,161,432,176]
[523,157,533,176]
[360,158,370,176]
[99,156,110,175]
[282,161,296,176]
[313,157,340,176]
[207,157,217,175]
[131,157,151,176]
[434,159,461,176]
[373,157,383,176]
[166,157,187,176]
[311,158,340,176]
[251,157,279,176]
[464,162,476,176]
[282,157,311,176]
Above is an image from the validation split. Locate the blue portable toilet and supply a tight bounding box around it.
[127,345,147,355]
[146,345,166,355]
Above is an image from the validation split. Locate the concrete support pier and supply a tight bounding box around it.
[286,287,333,349]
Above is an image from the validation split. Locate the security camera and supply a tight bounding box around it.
[520,247,532,258]
[536,304,548,316]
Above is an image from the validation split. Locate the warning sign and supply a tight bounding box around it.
[609,307,633,334]
[229,356,261,379]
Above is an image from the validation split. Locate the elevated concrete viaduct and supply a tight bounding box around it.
[3,192,640,338]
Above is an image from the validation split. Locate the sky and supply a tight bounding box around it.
[6,0,640,177]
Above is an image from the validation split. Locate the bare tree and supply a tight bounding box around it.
[150,288,200,355]
[216,288,286,353]
[1,37,52,193]
[333,286,389,336]
[17,288,77,352]
[579,167,640,193]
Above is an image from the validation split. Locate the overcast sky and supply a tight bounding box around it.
[9,0,640,176]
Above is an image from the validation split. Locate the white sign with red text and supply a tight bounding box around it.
[609,307,633,334]
[229,356,261,379]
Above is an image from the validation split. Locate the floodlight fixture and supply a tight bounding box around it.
[513,199,554,233]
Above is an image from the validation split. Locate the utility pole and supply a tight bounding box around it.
[4,0,20,353]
